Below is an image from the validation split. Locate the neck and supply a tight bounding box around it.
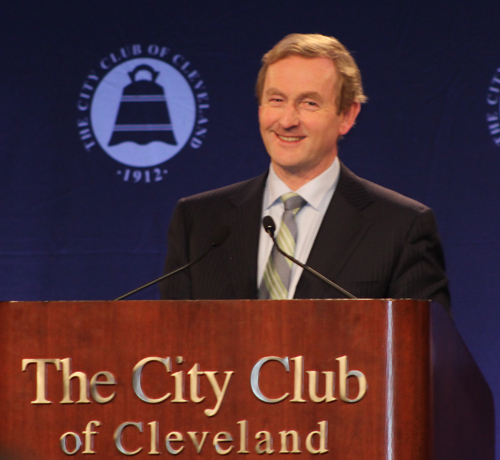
[272,156,337,191]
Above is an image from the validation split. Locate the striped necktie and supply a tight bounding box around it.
[259,192,306,299]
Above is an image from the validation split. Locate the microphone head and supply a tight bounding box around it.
[262,216,276,237]
[211,225,231,247]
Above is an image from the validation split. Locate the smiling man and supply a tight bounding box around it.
[160,33,450,311]
[258,55,360,190]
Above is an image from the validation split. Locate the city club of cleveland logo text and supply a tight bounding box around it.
[486,66,500,147]
[77,44,209,183]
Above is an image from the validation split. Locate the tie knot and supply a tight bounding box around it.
[281,192,306,212]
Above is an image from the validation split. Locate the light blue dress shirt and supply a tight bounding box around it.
[258,157,341,298]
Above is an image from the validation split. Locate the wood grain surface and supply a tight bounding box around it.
[0,300,493,459]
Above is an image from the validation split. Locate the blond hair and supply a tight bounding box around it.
[256,33,367,113]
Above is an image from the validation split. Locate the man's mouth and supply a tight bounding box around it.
[276,134,305,142]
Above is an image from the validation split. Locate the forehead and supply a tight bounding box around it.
[263,56,339,96]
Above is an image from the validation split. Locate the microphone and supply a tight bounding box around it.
[115,225,231,301]
[262,216,357,300]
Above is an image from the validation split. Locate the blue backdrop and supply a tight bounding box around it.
[2,0,500,453]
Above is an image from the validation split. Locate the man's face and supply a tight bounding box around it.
[259,56,359,186]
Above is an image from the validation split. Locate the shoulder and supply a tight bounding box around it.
[338,163,431,217]
[177,172,267,207]
[170,172,267,228]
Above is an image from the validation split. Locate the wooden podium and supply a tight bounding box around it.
[0,300,494,459]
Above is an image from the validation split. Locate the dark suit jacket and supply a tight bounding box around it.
[159,163,450,311]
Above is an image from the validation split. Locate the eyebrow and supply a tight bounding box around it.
[298,91,324,102]
[264,88,324,102]
[264,87,286,98]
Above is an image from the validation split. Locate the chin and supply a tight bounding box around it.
[273,159,310,173]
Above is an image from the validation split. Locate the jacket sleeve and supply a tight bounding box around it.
[158,199,193,300]
[388,207,450,312]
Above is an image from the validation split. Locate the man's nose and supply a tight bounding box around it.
[279,103,300,129]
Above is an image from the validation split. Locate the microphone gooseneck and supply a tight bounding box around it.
[114,225,231,301]
[262,216,357,300]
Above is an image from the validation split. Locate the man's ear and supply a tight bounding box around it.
[339,102,361,136]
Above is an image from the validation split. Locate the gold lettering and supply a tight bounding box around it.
[279,430,301,453]
[148,421,160,455]
[336,355,367,403]
[203,371,234,417]
[237,420,249,454]
[171,371,187,403]
[250,356,290,403]
[60,431,82,455]
[60,358,90,404]
[82,420,101,454]
[305,421,328,454]
[166,431,184,455]
[307,370,336,402]
[187,432,209,454]
[90,371,116,403]
[213,432,234,455]
[132,357,171,403]
[22,358,61,404]
[187,363,205,403]
[255,431,273,454]
[114,422,143,456]
[290,356,306,402]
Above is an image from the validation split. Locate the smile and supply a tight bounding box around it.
[276,134,305,142]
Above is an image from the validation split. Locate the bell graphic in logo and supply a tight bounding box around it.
[90,58,196,168]
[109,64,177,147]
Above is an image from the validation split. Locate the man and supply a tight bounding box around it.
[159,33,450,311]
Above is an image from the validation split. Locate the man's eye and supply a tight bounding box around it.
[305,101,318,107]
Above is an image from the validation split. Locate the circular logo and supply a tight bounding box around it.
[77,44,209,183]
[486,66,500,147]
[92,58,196,167]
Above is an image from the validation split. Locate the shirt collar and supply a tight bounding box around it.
[263,157,340,212]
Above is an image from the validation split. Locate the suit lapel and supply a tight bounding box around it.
[225,173,267,299]
[294,163,374,299]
